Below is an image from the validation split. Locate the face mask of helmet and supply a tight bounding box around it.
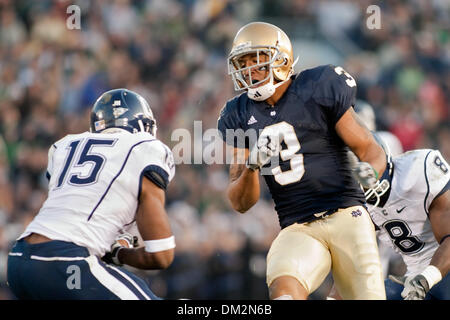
[363,134,394,207]
[364,177,391,207]
[247,55,293,101]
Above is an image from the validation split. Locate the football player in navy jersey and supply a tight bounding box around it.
[217,22,387,300]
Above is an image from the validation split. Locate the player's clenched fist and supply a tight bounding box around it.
[353,161,378,189]
[246,134,281,171]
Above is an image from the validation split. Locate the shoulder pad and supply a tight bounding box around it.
[424,149,450,212]
[304,64,357,124]
[315,64,357,90]
[218,93,246,121]
[395,149,450,215]
[217,93,248,147]
[134,138,175,182]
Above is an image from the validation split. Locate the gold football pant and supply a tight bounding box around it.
[266,206,386,299]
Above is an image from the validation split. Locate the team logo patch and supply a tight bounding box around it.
[351,209,362,218]
[234,41,252,53]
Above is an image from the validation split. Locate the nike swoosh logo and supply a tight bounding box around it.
[396,206,406,213]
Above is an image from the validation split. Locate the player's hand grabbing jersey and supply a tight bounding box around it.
[19,130,175,257]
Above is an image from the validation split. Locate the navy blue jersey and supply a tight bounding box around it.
[218,65,365,228]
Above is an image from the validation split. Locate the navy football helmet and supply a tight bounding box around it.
[364,133,394,207]
[90,89,156,135]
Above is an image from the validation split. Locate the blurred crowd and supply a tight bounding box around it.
[0,0,448,299]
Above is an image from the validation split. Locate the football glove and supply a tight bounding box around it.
[402,274,430,300]
[246,134,280,171]
[102,233,138,266]
[389,266,442,300]
[353,161,378,189]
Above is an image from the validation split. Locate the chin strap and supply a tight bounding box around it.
[247,77,284,101]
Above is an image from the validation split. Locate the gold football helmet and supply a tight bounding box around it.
[228,22,298,95]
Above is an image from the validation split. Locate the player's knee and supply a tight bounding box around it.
[273,294,293,300]
[269,275,308,300]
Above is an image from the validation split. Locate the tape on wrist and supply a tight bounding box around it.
[245,162,258,171]
[372,164,379,180]
[421,265,442,289]
[144,236,176,253]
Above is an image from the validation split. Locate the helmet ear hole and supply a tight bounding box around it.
[277,52,288,62]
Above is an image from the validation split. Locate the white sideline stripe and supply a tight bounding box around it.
[106,264,151,300]
[8,252,23,257]
[85,256,139,300]
[30,255,85,261]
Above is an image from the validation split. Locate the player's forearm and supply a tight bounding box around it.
[118,247,174,270]
[430,237,450,277]
[227,164,260,213]
[358,141,386,178]
[428,190,450,277]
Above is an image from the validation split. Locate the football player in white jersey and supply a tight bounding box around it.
[329,134,449,300]
[363,136,449,300]
[341,130,449,300]
[7,89,176,300]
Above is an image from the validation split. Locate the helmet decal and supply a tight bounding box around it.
[90,88,156,136]
[94,120,106,132]
[113,107,128,118]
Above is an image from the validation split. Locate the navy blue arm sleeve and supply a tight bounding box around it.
[141,165,169,192]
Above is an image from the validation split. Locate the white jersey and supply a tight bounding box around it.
[369,149,449,276]
[19,130,175,257]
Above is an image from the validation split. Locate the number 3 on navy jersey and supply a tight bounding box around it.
[56,138,116,188]
[334,66,356,88]
[260,121,305,185]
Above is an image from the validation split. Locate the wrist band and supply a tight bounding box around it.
[372,165,379,180]
[112,247,123,266]
[245,158,259,171]
[421,265,442,289]
[439,234,450,245]
[144,236,176,253]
